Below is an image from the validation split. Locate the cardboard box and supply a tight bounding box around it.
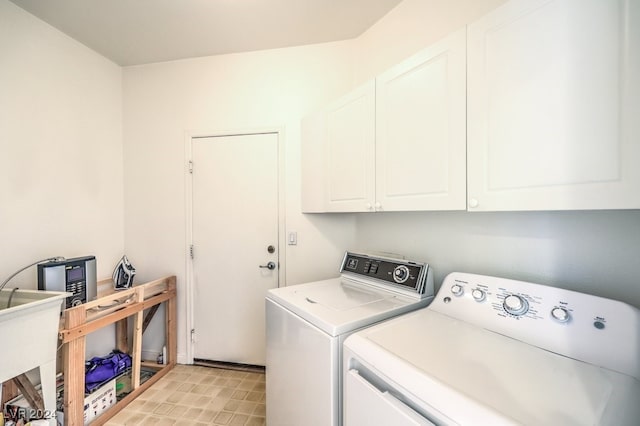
[55,379,116,425]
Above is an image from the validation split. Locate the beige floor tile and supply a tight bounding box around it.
[208,396,230,411]
[123,412,146,425]
[185,374,206,384]
[147,389,170,403]
[199,375,217,385]
[138,388,158,400]
[224,398,240,411]
[107,409,131,425]
[214,377,229,386]
[218,387,235,398]
[152,402,174,416]
[191,383,212,394]
[252,403,266,417]
[214,410,234,425]
[226,378,242,388]
[165,390,188,404]
[195,394,215,406]
[138,400,160,413]
[245,391,263,402]
[103,365,266,426]
[209,386,223,397]
[181,391,205,406]
[246,416,266,426]
[236,401,257,415]
[166,404,189,419]
[237,380,256,391]
[199,408,219,422]
[231,390,248,400]
[177,382,195,392]
[166,372,190,382]
[184,406,204,419]
[160,379,183,391]
[140,415,176,426]
[230,413,250,425]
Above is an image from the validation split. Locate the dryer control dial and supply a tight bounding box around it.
[551,307,570,323]
[451,284,464,297]
[392,265,410,284]
[503,294,529,316]
[472,289,486,302]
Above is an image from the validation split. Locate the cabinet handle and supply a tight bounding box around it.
[365,203,373,210]
[469,198,479,208]
[374,202,382,210]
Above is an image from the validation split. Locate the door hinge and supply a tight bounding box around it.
[190,244,194,259]
[191,328,196,343]
[188,160,193,174]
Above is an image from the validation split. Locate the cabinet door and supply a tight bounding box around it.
[375,28,467,211]
[467,0,640,211]
[325,80,376,212]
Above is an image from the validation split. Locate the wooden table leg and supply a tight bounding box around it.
[115,319,128,353]
[64,307,86,426]
[131,287,144,389]
[166,277,177,365]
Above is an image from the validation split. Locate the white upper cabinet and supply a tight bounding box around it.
[325,80,376,212]
[467,0,640,211]
[376,28,466,211]
[301,29,467,213]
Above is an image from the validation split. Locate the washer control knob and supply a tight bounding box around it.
[472,289,486,302]
[551,307,570,323]
[451,284,464,297]
[503,294,528,316]
[393,265,410,283]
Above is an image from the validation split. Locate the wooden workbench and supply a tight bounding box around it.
[58,275,177,425]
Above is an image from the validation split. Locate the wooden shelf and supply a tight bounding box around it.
[59,275,177,425]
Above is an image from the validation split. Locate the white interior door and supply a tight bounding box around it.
[192,132,279,366]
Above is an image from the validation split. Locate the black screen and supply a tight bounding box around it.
[67,267,84,282]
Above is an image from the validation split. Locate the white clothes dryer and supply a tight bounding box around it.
[343,272,640,425]
[266,251,434,426]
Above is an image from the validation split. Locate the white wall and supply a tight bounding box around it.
[0,0,124,355]
[356,211,640,307]
[353,0,507,82]
[351,0,640,308]
[122,42,358,362]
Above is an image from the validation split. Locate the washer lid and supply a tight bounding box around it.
[266,278,430,336]
[345,309,640,425]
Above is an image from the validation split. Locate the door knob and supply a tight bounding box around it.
[259,261,276,270]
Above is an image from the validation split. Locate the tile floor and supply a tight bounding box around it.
[105,365,266,426]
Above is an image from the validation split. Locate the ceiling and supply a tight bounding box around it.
[10,0,403,66]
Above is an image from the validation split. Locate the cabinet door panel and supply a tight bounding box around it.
[326,80,376,212]
[468,0,640,211]
[376,28,467,211]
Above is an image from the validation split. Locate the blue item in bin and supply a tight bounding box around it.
[85,350,131,393]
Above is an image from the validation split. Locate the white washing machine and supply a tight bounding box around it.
[266,251,434,426]
[343,272,640,425]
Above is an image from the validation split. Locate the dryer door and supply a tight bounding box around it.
[345,369,435,426]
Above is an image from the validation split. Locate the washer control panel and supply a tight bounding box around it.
[340,252,433,298]
[431,272,640,380]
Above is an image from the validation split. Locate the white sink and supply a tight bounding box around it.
[0,289,68,424]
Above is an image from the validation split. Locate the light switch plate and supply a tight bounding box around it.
[288,231,297,245]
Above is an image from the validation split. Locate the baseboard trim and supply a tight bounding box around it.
[193,358,265,373]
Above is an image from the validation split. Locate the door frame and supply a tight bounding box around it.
[183,127,286,364]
